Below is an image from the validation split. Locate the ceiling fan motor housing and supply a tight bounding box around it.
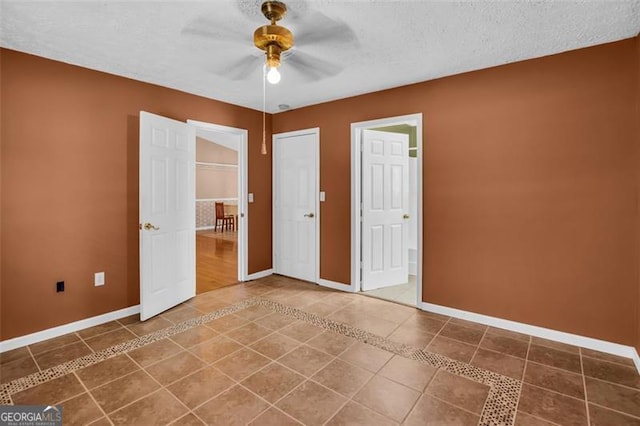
[254,1,293,68]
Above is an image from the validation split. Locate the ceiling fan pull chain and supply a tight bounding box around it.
[261,65,268,155]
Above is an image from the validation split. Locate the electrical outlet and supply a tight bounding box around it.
[94,272,105,286]
[56,281,64,292]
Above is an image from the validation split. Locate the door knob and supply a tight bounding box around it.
[403,214,410,219]
[144,222,160,230]
[304,213,315,218]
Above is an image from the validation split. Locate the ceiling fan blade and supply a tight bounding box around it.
[216,55,263,80]
[285,50,343,81]
[182,16,250,46]
[294,11,358,49]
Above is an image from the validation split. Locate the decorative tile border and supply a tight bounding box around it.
[0,298,255,405]
[1,296,520,425]
[255,298,519,426]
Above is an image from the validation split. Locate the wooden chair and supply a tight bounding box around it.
[214,202,234,231]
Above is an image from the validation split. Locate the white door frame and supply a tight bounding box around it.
[351,114,423,305]
[272,127,320,283]
[187,119,249,282]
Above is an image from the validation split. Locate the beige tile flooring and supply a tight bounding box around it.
[1,275,639,425]
[364,275,418,306]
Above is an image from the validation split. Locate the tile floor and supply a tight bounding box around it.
[1,275,639,425]
[364,275,417,306]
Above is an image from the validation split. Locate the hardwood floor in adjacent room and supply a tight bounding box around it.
[196,230,238,294]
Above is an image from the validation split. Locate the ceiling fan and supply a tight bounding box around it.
[254,0,292,84]
[182,0,357,84]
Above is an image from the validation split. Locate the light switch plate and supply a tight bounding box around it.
[94,272,105,286]
[248,193,254,203]
[320,191,326,202]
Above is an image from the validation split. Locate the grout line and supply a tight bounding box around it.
[185,367,241,414]
[469,325,490,365]
[105,387,165,416]
[516,411,563,426]
[513,335,532,419]
[266,361,336,409]
[472,329,493,420]
[431,316,452,341]
[271,406,304,425]
[25,345,41,373]
[522,381,587,403]
[28,336,84,359]
[87,416,114,426]
[72,370,112,425]
[49,384,85,406]
[126,344,183,369]
[580,348,592,426]
[109,365,189,419]
[582,354,640,370]
[530,338,582,356]
[583,374,640,392]
[581,352,636,368]
[524,359,585,377]
[77,335,97,354]
[156,380,196,425]
[426,393,484,418]
[236,382,282,425]
[188,409,210,426]
[587,400,640,421]
[85,364,143,395]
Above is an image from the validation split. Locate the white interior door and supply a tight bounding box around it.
[139,111,195,321]
[361,129,409,291]
[274,129,318,282]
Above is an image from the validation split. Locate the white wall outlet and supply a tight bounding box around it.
[320,191,326,202]
[94,272,105,287]
[248,193,254,203]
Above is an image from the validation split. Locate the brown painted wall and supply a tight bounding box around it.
[0,49,272,340]
[273,38,640,346]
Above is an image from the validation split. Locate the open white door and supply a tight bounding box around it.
[139,111,195,321]
[361,129,409,291]
[273,129,319,282]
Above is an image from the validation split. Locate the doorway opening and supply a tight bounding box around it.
[351,114,423,307]
[189,120,248,295]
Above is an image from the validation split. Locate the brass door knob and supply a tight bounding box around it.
[144,223,160,230]
[403,214,410,219]
[304,213,315,218]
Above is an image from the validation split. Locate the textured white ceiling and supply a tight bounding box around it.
[1,1,639,113]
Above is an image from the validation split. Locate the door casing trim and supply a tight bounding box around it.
[350,114,423,305]
[187,119,249,283]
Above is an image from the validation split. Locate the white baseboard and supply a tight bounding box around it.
[0,305,140,353]
[247,269,274,280]
[318,278,355,292]
[196,226,215,231]
[422,302,640,373]
[409,261,417,276]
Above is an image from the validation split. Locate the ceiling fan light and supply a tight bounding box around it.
[267,66,281,84]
